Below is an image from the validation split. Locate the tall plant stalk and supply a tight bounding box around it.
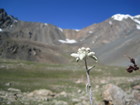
[71,47,97,105]
[84,58,95,105]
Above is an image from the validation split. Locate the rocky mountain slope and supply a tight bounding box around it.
[77,14,140,66]
[0,9,73,64]
[0,9,140,66]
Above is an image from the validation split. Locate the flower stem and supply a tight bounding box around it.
[84,58,95,105]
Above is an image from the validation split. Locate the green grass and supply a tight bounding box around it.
[0,59,139,91]
[0,59,85,93]
[0,68,79,92]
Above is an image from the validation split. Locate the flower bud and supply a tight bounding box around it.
[86,48,91,52]
[81,47,86,51]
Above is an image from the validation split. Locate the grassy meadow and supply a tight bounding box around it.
[0,58,140,105]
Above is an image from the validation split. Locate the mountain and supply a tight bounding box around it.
[0,9,71,64]
[0,9,140,66]
[75,14,140,66]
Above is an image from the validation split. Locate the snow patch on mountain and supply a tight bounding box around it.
[58,27,63,32]
[112,14,133,21]
[135,15,140,18]
[0,28,3,32]
[133,19,140,24]
[75,29,80,32]
[58,39,77,44]
[112,14,140,31]
[88,31,93,34]
[109,21,112,25]
[136,25,140,30]
[44,23,48,26]
[112,14,140,26]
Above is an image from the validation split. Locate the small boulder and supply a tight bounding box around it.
[133,85,140,91]
[27,89,55,97]
[7,88,21,92]
[102,84,126,105]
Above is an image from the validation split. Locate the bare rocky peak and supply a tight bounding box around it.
[63,29,79,39]
[0,9,18,31]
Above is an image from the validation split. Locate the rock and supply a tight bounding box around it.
[27,89,55,97]
[100,80,107,84]
[75,79,83,84]
[5,82,12,86]
[24,89,57,102]
[78,89,82,93]
[103,84,140,105]
[57,91,67,97]
[52,100,68,105]
[0,9,16,29]
[102,84,126,105]
[132,90,140,103]
[133,85,140,91]
[72,98,80,103]
[7,88,21,92]
[95,85,99,89]
[75,100,90,105]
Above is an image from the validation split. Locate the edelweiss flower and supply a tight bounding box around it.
[71,47,97,62]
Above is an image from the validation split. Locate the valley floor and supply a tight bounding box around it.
[0,59,140,105]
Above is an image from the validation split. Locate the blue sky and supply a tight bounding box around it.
[1,0,140,29]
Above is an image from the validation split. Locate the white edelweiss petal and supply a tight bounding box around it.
[76,57,80,62]
[90,55,98,62]
[86,47,91,52]
[71,53,79,58]
[79,53,86,60]
[78,48,82,52]
[87,52,95,57]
